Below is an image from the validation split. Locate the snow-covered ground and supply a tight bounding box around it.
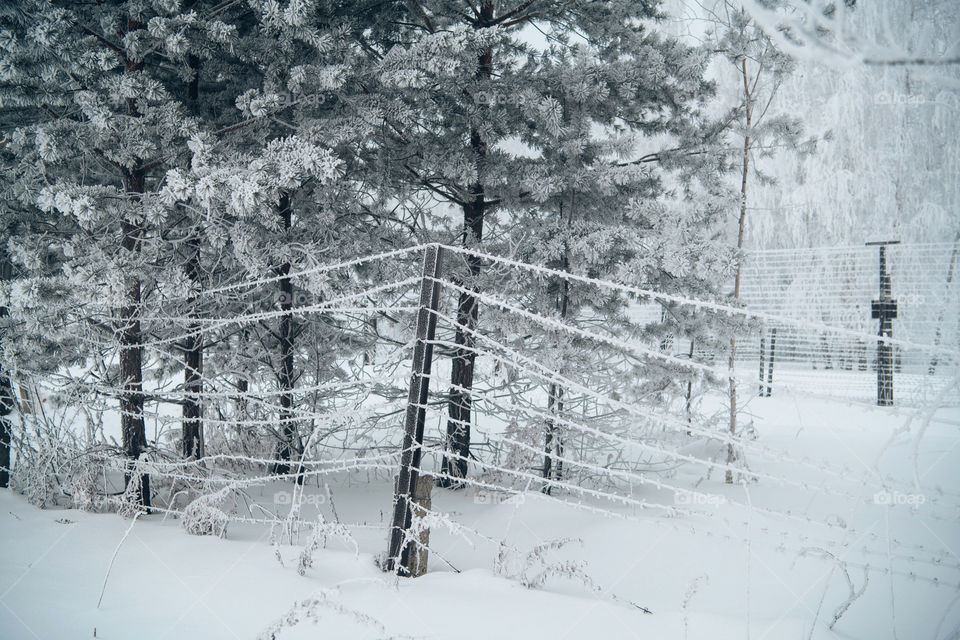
[1,392,958,640]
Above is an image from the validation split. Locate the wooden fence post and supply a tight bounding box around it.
[385,245,443,576]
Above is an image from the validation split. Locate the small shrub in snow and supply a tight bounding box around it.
[257,588,388,640]
[12,443,57,507]
[10,415,74,508]
[494,537,593,589]
[297,514,358,576]
[181,486,231,537]
[68,452,106,512]
[494,420,541,479]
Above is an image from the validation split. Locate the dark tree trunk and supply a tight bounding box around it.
[0,372,10,489]
[236,380,249,419]
[236,330,249,421]
[542,248,570,494]
[182,55,203,459]
[440,11,493,488]
[120,214,149,509]
[119,23,150,507]
[182,237,203,459]
[440,198,483,486]
[272,194,299,478]
[0,255,13,487]
[542,383,565,494]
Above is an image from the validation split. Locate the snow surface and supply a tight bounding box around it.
[1,393,958,639]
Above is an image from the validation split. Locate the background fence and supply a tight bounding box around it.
[633,242,960,406]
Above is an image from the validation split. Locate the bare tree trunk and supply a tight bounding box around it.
[542,234,570,494]
[120,214,149,508]
[727,55,752,485]
[542,383,566,494]
[272,194,299,479]
[236,329,249,422]
[119,21,150,507]
[182,55,204,459]
[182,238,203,459]
[685,339,695,435]
[440,4,493,487]
[0,254,13,487]
[0,372,10,489]
[440,196,483,487]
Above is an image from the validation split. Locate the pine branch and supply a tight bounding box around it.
[77,24,126,60]
[406,0,436,33]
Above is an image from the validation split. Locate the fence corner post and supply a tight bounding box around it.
[385,244,443,577]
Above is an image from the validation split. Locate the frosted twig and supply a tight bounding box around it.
[97,511,142,608]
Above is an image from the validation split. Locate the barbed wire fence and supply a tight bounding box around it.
[4,241,959,612]
[380,242,960,586]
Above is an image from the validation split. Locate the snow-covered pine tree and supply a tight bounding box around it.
[371,0,733,486]
[138,0,248,461]
[157,0,413,475]
[464,40,737,490]
[0,0,237,506]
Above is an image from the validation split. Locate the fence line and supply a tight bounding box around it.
[6,242,959,598]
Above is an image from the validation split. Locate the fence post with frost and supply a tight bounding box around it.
[385,245,443,576]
